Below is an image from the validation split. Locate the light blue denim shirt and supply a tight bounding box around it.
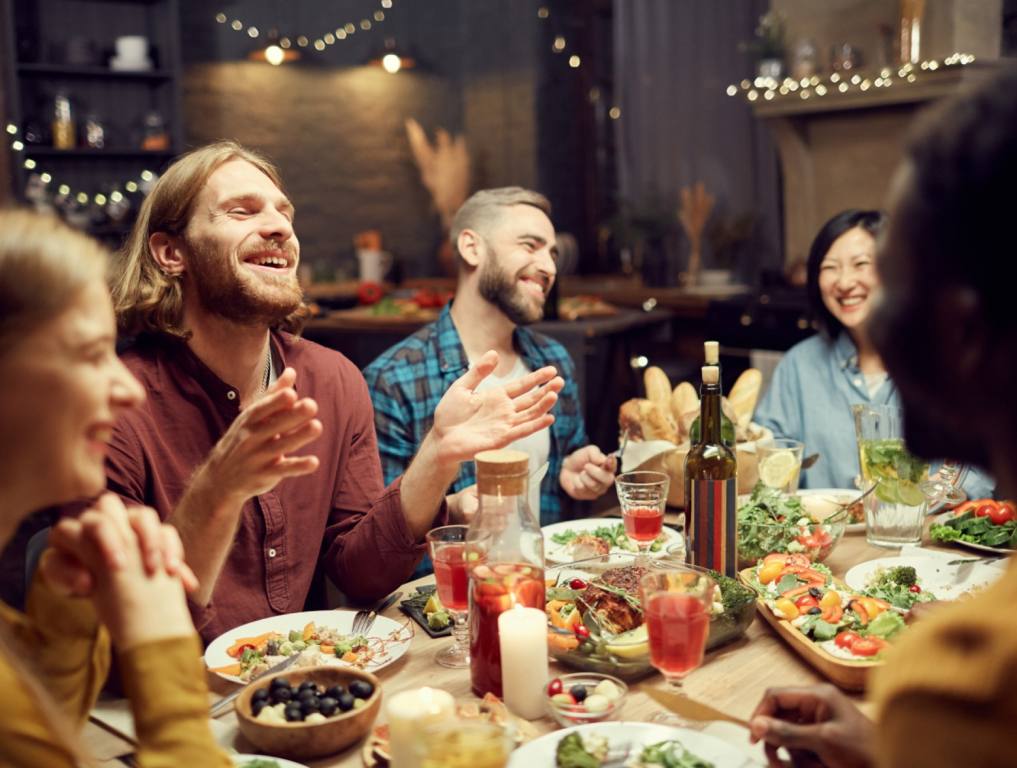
[754,332,995,497]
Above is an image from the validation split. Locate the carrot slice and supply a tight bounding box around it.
[210,663,242,676]
[302,622,316,641]
[226,631,275,658]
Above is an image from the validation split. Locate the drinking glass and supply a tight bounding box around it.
[427,525,485,668]
[416,720,511,768]
[640,566,715,690]
[757,438,804,493]
[920,460,967,505]
[616,471,669,561]
[853,405,929,547]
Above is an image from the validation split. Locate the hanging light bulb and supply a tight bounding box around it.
[265,44,285,66]
[382,53,401,73]
[249,29,300,65]
[368,37,417,73]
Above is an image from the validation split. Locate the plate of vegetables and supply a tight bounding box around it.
[545,554,756,681]
[845,557,1002,604]
[930,499,1017,553]
[543,519,683,564]
[204,610,412,683]
[507,722,761,767]
[740,553,916,689]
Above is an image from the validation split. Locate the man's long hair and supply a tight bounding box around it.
[111,140,308,338]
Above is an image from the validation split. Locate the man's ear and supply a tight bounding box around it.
[456,229,484,269]
[149,232,186,277]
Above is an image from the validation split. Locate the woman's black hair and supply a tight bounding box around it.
[806,209,887,340]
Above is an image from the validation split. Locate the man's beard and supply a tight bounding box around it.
[478,248,547,326]
[183,235,302,327]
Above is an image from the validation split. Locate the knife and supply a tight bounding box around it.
[644,688,749,729]
[209,652,300,718]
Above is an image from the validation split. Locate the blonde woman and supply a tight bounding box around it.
[0,210,231,766]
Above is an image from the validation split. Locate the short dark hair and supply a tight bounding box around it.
[806,209,887,340]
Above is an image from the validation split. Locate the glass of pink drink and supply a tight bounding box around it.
[616,471,669,560]
[427,525,486,668]
[640,566,715,713]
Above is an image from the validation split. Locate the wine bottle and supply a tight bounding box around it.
[689,340,735,446]
[684,365,738,576]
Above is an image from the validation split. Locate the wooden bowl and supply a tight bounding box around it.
[235,666,382,760]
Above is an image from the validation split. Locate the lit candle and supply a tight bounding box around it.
[385,687,456,768]
[498,605,548,720]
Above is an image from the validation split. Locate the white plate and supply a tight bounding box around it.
[931,511,1017,554]
[506,721,761,767]
[542,517,684,564]
[798,488,866,533]
[204,610,411,684]
[844,555,1004,601]
[232,755,309,768]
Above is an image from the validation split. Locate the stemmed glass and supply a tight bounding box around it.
[616,471,669,562]
[640,566,715,721]
[920,460,967,505]
[426,525,484,668]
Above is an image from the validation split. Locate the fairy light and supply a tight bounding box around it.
[58,184,70,195]
[725,52,976,104]
[608,107,621,120]
[552,36,566,52]
[125,181,139,192]
[568,55,581,68]
[11,140,23,151]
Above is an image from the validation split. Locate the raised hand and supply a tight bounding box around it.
[430,351,564,466]
[198,367,323,505]
[560,445,617,500]
[749,684,875,768]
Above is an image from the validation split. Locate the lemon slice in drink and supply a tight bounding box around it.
[897,481,926,507]
[604,625,648,659]
[759,450,799,489]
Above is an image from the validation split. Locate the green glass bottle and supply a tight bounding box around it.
[689,341,735,446]
[684,365,738,576]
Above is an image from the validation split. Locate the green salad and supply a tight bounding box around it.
[736,484,808,564]
[550,522,667,553]
[862,566,937,611]
[555,733,714,768]
[930,510,1017,550]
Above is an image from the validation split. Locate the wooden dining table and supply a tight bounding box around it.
[85,524,923,767]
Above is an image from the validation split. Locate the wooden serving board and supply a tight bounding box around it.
[737,568,880,691]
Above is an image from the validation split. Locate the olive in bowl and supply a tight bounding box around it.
[235,667,381,760]
[546,672,626,726]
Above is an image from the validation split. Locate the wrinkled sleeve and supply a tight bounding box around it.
[120,634,233,768]
[8,566,111,724]
[753,353,803,442]
[363,359,418,486]
[323,371,445,602]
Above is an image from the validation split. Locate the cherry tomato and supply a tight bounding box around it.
[357,281,384,305]
[850,637,888,657]
[569,578,589,590]
[547,678,563,697]
[974,501,999,518]
[988,502,1016,526]
[909,584,921,593]
[835,631,861,650]
[794,595,819,610]
[574,624,591,641]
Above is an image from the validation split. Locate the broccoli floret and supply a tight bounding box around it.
[709,570,756,617]
[555,733,600,768]
[427,610,451,629]
[885,566,918,587]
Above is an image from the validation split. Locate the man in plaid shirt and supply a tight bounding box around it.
[364,187,616,526]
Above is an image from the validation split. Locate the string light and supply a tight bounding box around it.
[214,0,392,57]
[725,52,976,104]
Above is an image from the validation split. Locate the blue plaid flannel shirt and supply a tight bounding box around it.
[363,304,588,525]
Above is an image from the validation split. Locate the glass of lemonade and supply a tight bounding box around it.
[757,438,805,493]
[417,720,511,768]
[853,405,929,547]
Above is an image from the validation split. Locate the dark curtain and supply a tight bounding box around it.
[614,0,782,283]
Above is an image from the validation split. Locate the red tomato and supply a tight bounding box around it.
[835,631,861,650]
[989,502,1016,526]
[357,281,384,305]
[909,584,921,593]
[574,624,591,640]
[973,500,999,517]
[851,637,889,657]
[794,595,819,610]
[569,578,588,590]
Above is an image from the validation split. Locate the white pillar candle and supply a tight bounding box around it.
[498,605,548,720]
[385,686,456,768]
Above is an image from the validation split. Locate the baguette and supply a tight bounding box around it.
[619,398,678,442]
[671,382,699,442]
[643,366,672,410]
[729,368,763,427]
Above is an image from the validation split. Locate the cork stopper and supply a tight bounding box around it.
[702,365,719,385]
[475,449,529,494]
[704,340,719,365]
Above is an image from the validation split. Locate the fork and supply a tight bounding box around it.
[351,591,401,635]
[612,431,630,471]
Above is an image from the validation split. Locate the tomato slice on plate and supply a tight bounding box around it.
[851,637,889,657]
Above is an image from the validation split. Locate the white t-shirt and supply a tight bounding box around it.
[473,356,551,521]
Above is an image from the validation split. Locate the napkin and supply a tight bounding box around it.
[620,439,679,473]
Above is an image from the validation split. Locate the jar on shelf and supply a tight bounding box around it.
[140,110,169,151]
[52,91,75,150]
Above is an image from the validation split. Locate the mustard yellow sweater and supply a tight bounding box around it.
[872,557,1017,767]
[0,575,232,767]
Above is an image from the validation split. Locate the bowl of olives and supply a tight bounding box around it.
[235,666,381,760]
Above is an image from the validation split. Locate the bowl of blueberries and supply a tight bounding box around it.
[235,666,382,760]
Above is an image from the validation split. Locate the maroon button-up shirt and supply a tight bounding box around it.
[106,331,441,644]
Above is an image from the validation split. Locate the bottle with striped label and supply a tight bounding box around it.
[684,364,738,575]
